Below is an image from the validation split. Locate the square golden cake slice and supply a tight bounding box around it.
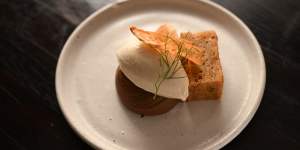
[181,31,224,100]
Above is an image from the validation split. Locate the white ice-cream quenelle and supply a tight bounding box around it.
[116,38,189,101]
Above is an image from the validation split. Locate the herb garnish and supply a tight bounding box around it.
[153,34,194,99]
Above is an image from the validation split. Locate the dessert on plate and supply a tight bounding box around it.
[116,24,223,115]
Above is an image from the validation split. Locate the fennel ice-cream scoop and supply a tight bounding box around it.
[116,38,189,101]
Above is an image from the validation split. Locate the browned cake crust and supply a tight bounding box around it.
[181,31,224,100]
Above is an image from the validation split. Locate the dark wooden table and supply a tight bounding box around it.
[1,0,300,149]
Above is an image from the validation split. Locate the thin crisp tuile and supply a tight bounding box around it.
[129,25,204,65]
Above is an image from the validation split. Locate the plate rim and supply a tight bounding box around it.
[55,0,266,149]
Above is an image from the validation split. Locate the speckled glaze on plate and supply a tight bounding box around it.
[55,0,266,149]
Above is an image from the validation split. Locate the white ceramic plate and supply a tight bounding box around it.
[56,0,266,149]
